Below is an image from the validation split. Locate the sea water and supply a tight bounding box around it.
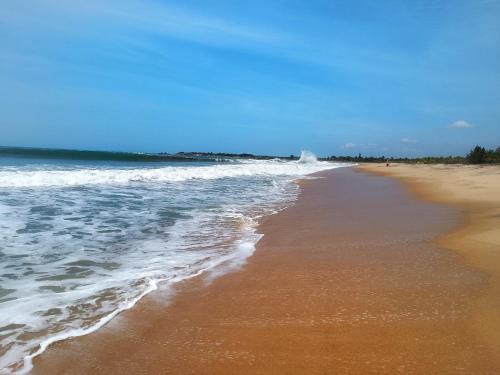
[0,151,343,373]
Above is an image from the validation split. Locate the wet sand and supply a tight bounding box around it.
[33,168,496,374]
[359,163,500,365]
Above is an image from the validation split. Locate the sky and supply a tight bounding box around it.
[1,0,499,157]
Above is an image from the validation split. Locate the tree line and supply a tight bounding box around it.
[325,146,500,164]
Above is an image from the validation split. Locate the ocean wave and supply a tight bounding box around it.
[0,156,348,373]
[0,160,340,188]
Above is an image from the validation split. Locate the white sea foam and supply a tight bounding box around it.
[0,156,348,373]
[0,158,334,188]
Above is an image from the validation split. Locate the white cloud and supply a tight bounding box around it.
[343,142,356,148]
[449,120,473,129]
[401,137,417,143]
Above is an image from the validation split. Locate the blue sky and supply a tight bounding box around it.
[1,0,499,156]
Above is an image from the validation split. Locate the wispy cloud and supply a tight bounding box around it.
[343,142,356,148]
[0,0,428,82]
[401,137,418,143]
[0,0,286,49]
[448,120,473,129]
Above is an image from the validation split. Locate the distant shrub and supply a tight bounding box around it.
[465,145,500,164]
[466,145,486,164]
[485,149,500,164]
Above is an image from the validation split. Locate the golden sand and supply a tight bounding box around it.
[359,163,500,360]
[32,167,500,373]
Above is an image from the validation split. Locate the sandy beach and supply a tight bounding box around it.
[32,166,500,374]
[359,163,500,360]
[4,0,499,372]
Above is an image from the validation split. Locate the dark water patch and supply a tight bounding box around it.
[39,285,66,293]
[20,263,36,267]
[103,222,131,230]
[1,273,19,280]
[2,198,23,206]
[0,324,25,333]
[53,230,72,236]
[0,287,16,298]
[66,266,92,274]
[36,269,94,281]
[141,227,157,234]
[97,229,122,234]
[158,208,192,220]
[55,198,76,206]
[0,297,16,303]
[41,308,63,316]
[40,216,56,221]
[154,208,193,228]
[29,205,63,216]
[93,200,122,209]
[66,186,89,193]
[63,226,82,233]
[16,222,53,234]
[103,217,130,225]
[40,254,66,264]
[66,260,120,270]
[8,254,30,259]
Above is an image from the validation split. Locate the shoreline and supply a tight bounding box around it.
[32,166,499,373]
[1,160,342,373]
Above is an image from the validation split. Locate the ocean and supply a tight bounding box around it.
[0,150,343,373]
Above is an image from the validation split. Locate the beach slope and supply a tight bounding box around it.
[359,163,500,359]
[33,167,497,373]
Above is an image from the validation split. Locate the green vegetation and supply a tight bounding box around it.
[326,146,500,165]
[466,145,500,164]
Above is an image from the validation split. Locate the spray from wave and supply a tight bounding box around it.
[297,150,318,163]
